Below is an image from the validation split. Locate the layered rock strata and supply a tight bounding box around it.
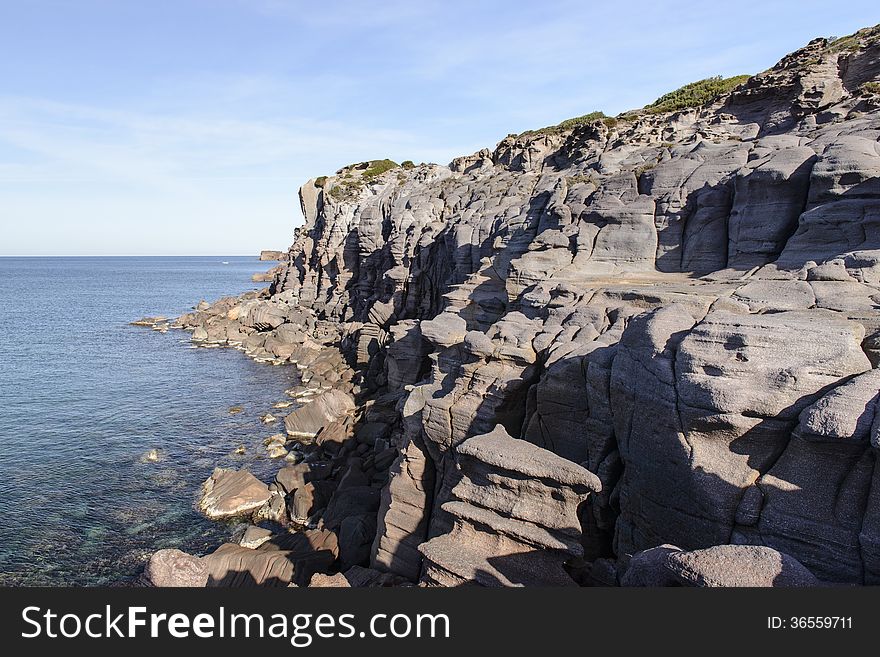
[155,26,880,586]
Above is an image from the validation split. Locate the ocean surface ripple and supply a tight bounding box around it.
[0,256,296,585]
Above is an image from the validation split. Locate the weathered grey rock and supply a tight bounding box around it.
[418,426,600,586]
[289,481,335,524]
[614,307,870,556]
[728,145,816,269]
[284,390,355,438]
[239,525,274,549]
[171,27,880,587]
[371,434,434,580]
[619,545,682,587]
[253,493,288,523]
[203,529,338,587]
[322,486,381,532]
[338,513,378,571]
[199,468,271,520]
[671,545,820,586]
[275,461,330,495]
[243,302,287,331]
[622,544,819,587]
[420,313,467,348]
[800,368,880,441]
[143,549,208,587]
[308,572,350,587]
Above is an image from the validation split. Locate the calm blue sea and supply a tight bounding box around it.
[0,256,298,585]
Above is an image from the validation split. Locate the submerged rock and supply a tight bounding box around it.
[140,448,161,463]
[130,316,167,327]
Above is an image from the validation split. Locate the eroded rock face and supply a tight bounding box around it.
[613,307,871,558]
[164,26,880,586]
[418,426,600,586]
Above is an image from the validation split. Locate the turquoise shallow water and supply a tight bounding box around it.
[0,256,297,585]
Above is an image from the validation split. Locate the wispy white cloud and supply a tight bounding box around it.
[245,0,443,29]
[0,95,437,187]
[3,0,877,254]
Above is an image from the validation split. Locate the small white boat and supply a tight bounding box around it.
[221,261,229,265]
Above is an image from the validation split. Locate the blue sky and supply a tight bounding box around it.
[1,1,877,256]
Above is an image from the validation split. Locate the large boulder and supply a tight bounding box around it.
[275,461,330,495]
[727,145,817,269]
[621,544,820,587]
[143,549,208,587]
[199,468,271,520]
[203,529,338,587]
[284,390,355,439]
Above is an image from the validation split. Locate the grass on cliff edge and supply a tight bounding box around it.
[516,74,750,138]
[517,111,610,137]
[363,159,399,180]
[643,74,751,114]
[326,159,401,200]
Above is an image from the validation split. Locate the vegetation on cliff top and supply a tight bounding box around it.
[643,74,751,114]
[517,73,750,139]
[825,24,880,53]
[326,159,401,201]
[363,159,399,180]
[517,111,610,137]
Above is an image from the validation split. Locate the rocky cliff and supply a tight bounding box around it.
[169,26,880,587]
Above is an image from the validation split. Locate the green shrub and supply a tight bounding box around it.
[518,111,608,137]
[363,159,399,180]
[326,159,402,200]
[314,176,327,188]
[401,160,415,169]
[825,34,860,53]
[328,177,363,200]
[824,25,880,54]
[859,81,880,95]
[644,75,751,114]
[636,160,658,177]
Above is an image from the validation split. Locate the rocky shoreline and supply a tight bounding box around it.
[132,293,411,587]
[136,25,880,587]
